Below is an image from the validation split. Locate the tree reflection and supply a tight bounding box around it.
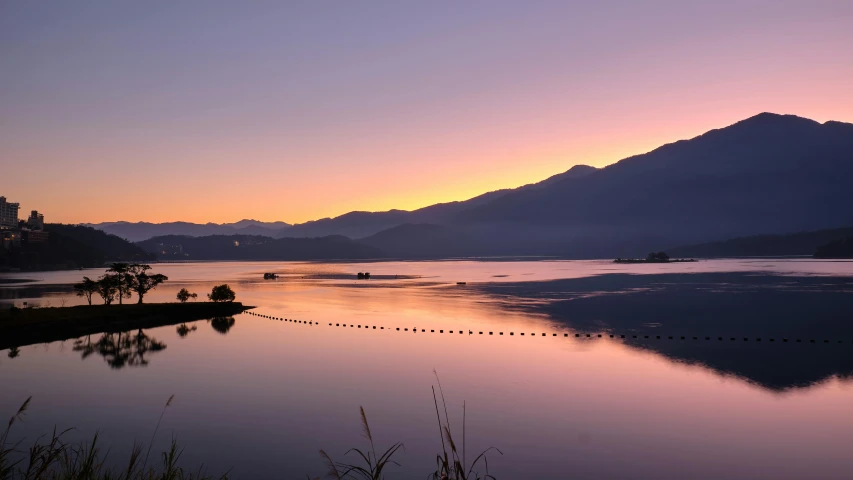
[210,316,235,335]
[72,336,97,360]
[7,346,20,359]
[73,329,166,369]
[176,323,198,338]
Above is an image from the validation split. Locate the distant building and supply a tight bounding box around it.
[1,230,21,249]
[27,210,44,230]
[22,229,49,244]
[0,198,51,247]
[0,197,20,229]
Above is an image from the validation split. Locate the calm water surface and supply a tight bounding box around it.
[2,259,853,479]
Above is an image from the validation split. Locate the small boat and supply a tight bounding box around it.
[457,282,467,285]
[263,273,279,280]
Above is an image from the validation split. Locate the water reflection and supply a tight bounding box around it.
[210,316,235,335]
[472,272,853,392]
[72,330,167,369]
[176,323,198,338]
[7,346,20,359]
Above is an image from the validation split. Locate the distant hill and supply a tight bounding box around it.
[814,237,853,259]
[0,224,153,270]
[269,165,600,239]
[136,234,381,261]
[358,223,480,258]
[46,224,155,262]
[668,227,853,258]
[88,220,291,242]
[89,113,853,258]
[458,114,853,246]
[278,113,853,258]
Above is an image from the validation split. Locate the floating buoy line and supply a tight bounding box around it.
[243,311,853,345]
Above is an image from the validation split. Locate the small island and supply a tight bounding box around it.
[614,251,696,264]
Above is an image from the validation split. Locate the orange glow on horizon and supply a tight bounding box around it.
[3,1,852,225]
[19,106,851,226]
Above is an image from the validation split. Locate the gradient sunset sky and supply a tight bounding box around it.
[2,1,852,224]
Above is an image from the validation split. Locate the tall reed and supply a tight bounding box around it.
[0,396,229,480]
[430,372,501,480]
[317,373,501,480]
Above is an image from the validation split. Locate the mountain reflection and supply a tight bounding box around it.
[473,272,853,392]
[73,330,166,369]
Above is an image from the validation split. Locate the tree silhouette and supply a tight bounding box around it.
[95,275,120,304]
[106,263,134,305]
[73,277,99,305]
[176,288,198,303]
[128,264,168,304]
[208,284,236,302]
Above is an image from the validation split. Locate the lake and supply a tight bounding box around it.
[2,259,853,479]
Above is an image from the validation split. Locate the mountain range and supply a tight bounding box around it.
[91,113,853,258]
[86,220,291,242]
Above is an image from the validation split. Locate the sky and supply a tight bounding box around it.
[1,1,852,225]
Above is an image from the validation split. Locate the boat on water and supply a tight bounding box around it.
[263,272,279,279]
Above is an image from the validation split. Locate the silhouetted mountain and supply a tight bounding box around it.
[455,113,853,254]
[358,223,478,258]
[136,234,381,260]
[292,113,853,258]
[668,226,853,258]
[279,165,599,239]
[46,224,155,261]
[88,220,291,242]
[815,237,853,259]
[531,164,598,189]
[90,113,853,258]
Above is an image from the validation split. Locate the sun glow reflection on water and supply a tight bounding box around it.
[1,259,853,479]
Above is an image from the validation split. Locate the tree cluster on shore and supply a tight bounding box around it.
[73,263,168,305]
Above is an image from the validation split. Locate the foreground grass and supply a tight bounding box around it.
[1,397,228,480]
[3,376,500,480]
[319,372,501,480]
[0,303,251,350]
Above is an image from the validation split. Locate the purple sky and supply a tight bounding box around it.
[2,1,852,223]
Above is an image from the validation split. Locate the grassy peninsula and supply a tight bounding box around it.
[0,302,251,351]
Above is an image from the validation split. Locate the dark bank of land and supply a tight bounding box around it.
[614,258,697,264]
[669,227,853,259]
[0,302,252,350]
[0,223,154,271]
[613,251,696,264]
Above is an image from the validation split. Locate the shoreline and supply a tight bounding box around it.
[0,302,253,350]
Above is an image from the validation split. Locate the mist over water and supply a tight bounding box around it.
[2,259,853,479]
